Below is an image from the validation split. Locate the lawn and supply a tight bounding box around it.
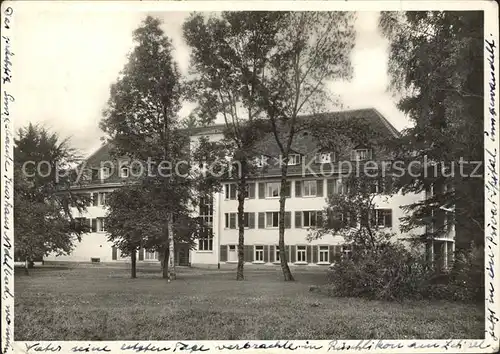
[14,265,484,340]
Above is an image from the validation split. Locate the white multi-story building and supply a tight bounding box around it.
[45,108,454,268]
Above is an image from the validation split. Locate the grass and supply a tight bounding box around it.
[15,265,484,340]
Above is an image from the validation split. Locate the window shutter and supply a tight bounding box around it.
[248,183,255,199]
[327,179,334,196]
[295,211,302,228]
[112,246,117,260]
[329,246,335,263]
[229,213,236,229]
[312,246,318,263]
[244,245,253,262]
[270,245,275,263]
[91,219,97,232]
[335,245,342,261]
[285,181,291,198]
[284,212,291,229]
[230,184,236,200]
[138,248,144,261]
[220,245,227,262]
[316,180,324,197]
[295,181,302,197]
[387,210,393,228]
[248,213,255,229]
[258,183,265,199]
[285,245,290,262]
[307,245,312,263]
[263,245,269,263]
[290,246,296,263]
[92,193,98,206]
[258,212,265,229]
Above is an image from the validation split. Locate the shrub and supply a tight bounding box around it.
[327,243,432,301]
[326,242,484,302]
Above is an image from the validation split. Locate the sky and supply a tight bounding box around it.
[13,8,411,157]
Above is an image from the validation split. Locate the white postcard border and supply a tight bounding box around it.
[1,1,499,353]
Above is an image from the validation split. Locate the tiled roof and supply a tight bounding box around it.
[188,108,400,138]
[79,108,400,184]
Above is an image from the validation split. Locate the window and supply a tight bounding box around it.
[286,154,301,166]
[254,245,264,262]
[275,245,280,262]
[302,211,322,228]
[297,246,307,262]
[75,217,87,231]
[241,183,255,199]
[224,184,237,200]
[91,193,98,207]
[315,152,333,164]
[373,209,392,228]
[91,168,99,181]
[225,213,237,229]
[303,211,316,228]
[328,211,356,229]
[342,244,352,258]
[144,250,158,260]
[98,192,108,206]
[225,212,252,228]
[97,217,106,232]
[266,212,279,228]
[198,197,214,251]
[303,180,317,197]
[319,246,329,263]
[120,166,129,178]
[101,167,111,180]
[243,213,250,228]
[352,148,372,161]
[266,182,281,198]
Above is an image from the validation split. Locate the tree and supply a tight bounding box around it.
[252,12,356,280]
[379,11,484,254]
[100,16,192,280]
[105,185,151,279]
[310,173,396,252]
[14,124,89,274]
[183,12,281,280]
[106,183,198,279]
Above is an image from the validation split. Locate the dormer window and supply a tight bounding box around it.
[100,167,111,180]
[286,154,301,166]
[120,166,129,178]
[351,148,372,161]
[254,155,268,168]
[314,152,334,164]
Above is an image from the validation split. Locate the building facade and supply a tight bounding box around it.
[45,108,454,268]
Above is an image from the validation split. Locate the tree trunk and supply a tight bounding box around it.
[130,249,137,279]
[279,164,294,281]
[24,259,30,276]
[236,164,247,281]
[161,246,169,279]
[167,213,176,281]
